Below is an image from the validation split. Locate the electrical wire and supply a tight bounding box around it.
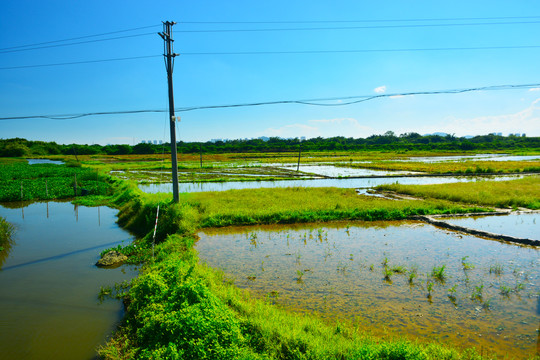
[175,20,540,33]
[180,44,540,56]
[179,15,540,24]
[0,32,156,54]
[1,83,538,121]
[0,24,161,51]
[0,55,161,70]
[2,43,540,70]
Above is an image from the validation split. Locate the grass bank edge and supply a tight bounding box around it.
[375,176,540,210]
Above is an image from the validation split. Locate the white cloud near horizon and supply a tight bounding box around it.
[374,85,386,94]
[529,88,540,92]
[259,118,375,139]
[411,98,540,137]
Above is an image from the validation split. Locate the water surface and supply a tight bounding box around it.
[443,213,539,240]
[140,175,526,193]
[0,202,137,360]
[197,221,540,359]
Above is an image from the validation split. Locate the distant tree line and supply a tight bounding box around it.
[1,133,538,157]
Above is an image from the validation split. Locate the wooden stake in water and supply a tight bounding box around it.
[45,179,48,197]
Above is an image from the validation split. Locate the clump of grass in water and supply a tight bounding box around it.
[447,284,458,302]
[461,256,475,270]
[391,265,407,274]
[426,281,434,301]
[471,284,484,301]
[431,265,447,282]
[383,267,393,282]
[489,263,504,275]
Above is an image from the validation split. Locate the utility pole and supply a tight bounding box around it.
[159,21,180,203]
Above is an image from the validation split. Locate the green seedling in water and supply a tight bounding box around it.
[482,298,492,310]
[471,284,484,300]
[349,253,354,261]
[431,265,447,282]
[383,267,393,281]
[461,256,475,270]
[296,270,304,282]
[500,285,512,296]
[515,282,525,292]
[408,272,417,284]
[381,257,389,267]
[426,281,434,300]
[369,264,374,271]
[489,263,504,275]
[447,284,458,301]
[391,265,407,274]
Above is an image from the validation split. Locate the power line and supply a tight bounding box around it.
[0,32,156,54]
[180,45,540,56]
[1,83,538,121]
[0,55,161,70]
[180,15,540,24]
[0,24,161,51]
[3,44,540,70]
[175,20,540,33]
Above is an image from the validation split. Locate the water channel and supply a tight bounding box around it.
[197,220,540,359]
[0,201,137,360]
[139,174,526,194]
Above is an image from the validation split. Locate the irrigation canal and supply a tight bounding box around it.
[139,174,529,193]
[0,201,137,360]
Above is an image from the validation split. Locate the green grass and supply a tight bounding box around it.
[180,187,488,228]
[0,162,112,202]
[376,176,540,209]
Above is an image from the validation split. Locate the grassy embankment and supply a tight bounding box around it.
[376,176,540,210]
[340,160,540,174]
[0,216,14,253]
[91,175,508,360]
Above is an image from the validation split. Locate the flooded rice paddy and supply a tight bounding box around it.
[443,213,539,241]
[0,201,137,360]
[197,220,540,359]
[139,174,526,193]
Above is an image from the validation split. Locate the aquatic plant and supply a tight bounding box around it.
[461,256,475,270]
[471,284,484,300]
[383,267,393,282]
[381,257,389,267]
[431,265,447,282]
[426,281,434,299]
[499,285,512,296]
[489,263,504,275]
[447,285,458,302]
[391,265,407,274]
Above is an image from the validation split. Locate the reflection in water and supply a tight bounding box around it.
[198,220,540,359]
[444,213,540,241]
[0,201,137,360]
[140,174,527,193]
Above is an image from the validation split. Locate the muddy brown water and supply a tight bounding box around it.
[0,201,137,360]
[197,220,540,359]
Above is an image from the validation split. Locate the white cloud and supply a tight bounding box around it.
[259,118,375,139]
[374,85,386,94]
[528,88,540,92]
[413,98,540,136]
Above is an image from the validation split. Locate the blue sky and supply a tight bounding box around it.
[1,0,539,145]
